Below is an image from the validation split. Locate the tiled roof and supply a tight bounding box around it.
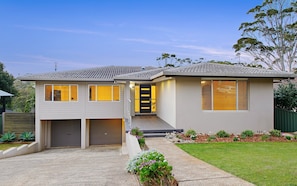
[19,63,295,82]
[114,67,170,81]
[19,66,156,81]
[158,63,295,78]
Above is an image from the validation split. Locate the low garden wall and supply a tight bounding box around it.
[125,133,141,159]
[0,142,38,159]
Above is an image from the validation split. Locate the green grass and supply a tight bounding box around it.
[177,142,297,186]
[0,143,23,150]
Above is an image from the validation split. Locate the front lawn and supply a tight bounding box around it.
[177,142,297,185]
[0,143,24,151]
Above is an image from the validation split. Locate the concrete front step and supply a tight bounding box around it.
[142,129,184,138]
[144,133,167,138]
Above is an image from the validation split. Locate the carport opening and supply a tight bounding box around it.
[89,119,122,146]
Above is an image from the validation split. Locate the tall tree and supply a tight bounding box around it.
[156,53,203,67]
[0,62,17,111]
[233,0,297,72]
[12,80,35,113]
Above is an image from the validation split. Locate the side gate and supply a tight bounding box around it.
[274,108,297,132]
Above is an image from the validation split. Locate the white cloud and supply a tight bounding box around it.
[15,25,106,35]
[175,45,234,55]
[120,38,168,45]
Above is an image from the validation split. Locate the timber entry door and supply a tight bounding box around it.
[139,84,151,113]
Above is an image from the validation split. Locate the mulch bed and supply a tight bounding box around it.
[176,133,297,143]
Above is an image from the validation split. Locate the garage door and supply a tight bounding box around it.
[51,120,81,147]
[90,119,122,145]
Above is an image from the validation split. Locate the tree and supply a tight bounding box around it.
[12,80,35,113]
[0,62,17,111]
[274,81,297,111]
[156,53,203,67]
[233,0,297,72]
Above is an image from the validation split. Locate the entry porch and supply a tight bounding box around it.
[127,115,183,137]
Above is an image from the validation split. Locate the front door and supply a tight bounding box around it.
[140,84,151,113]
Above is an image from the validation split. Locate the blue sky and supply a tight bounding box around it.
[0,0,262,76]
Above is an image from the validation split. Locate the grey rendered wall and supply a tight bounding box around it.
[175,77,274,134]
[156,79,176,128]
[36,81,124,120]
[35,81,125,150]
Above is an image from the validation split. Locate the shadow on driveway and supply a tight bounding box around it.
[0,146,139,186]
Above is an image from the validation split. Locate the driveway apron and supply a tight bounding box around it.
[0,146,139,186]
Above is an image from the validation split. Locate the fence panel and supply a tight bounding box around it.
[0,114,2,134]
[3,113,35,136]
[274,108,297,132]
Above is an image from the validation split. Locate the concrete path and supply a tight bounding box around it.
[0,146,139,186]
[146,138,255,186]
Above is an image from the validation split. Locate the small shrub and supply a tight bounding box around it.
[294,135,297,140]
[127,150,147,173]
[241,130,254,137]
[216,130,230,138]
[269,129,281,137]
[0,132,16,142]
[19,132,35,141]
[130,127,143,137]
[241,134,247,139]
[285,136,292,140]
[137,137,145,148]
[233,136,239,141]
[185,129,197,137]
[207,135,216,142]
[127,150,175,185]
[190,135,197,140]
[261,134,270,141]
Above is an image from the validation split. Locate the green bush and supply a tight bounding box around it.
[19,132,35,141]
[233,136,239,141]
[216,130,230,138]
[127,150,175,185]
[0,132,16,142]
[137,137,145,148]
[274,82,297,111]
[269,129,281,137]
[241,130,254,137]
[185,129,197,137]
[130,127,143,137]
[286,136,292,140]
[241,134,247,139]
[261,134,270,141]
[190,135,197,140]
[294,135,297,140]
[207,135,216,142]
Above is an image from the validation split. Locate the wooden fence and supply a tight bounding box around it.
[274,108,297,132]
[2,113,35,136]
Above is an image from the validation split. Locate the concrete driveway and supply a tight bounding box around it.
[0,146,139,186]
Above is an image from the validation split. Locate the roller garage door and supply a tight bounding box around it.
[90,119,122,145]
[51,120,81,147]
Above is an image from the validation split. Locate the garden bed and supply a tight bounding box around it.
[166,129,297,143]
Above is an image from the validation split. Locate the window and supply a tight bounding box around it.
[88,85,120,101]
[201,80,248,110]
[45,84,78,102]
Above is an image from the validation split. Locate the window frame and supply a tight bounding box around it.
[88,84,120,102]
[201,78,249,111]
[44,84,79,102]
